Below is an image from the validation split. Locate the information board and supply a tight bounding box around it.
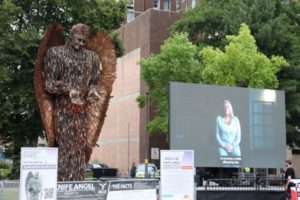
[19,147,58,200]
[160,150,194,200]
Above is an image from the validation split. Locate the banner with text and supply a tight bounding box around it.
[106,180,157,200]
[57,181,108,200]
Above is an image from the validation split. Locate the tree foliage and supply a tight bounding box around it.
[140,33,201,134]
[201,24,288,88]
[0,0,127,178]
[172,0,300,146]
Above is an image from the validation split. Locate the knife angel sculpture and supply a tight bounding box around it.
[34,23,116,180]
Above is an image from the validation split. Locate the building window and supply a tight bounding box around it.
[153,0,160,9]
[127,9,135,23]
[127,0,135,23]
[176,0,181,11]
[192,0,196,8]
[164,0,171,10]
[128,0,134,9]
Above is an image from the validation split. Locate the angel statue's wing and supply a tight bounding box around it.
[85,32,117,162]
[34,23,65,147]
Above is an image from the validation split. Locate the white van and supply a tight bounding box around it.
[135,163,159,178]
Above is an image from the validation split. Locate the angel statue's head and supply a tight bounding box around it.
[70,23,90,51]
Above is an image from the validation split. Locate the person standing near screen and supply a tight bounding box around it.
[285,160,295,181]
[285,160,296,200]
[216,100,241,157]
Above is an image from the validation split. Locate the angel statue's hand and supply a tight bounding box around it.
[69,89,84,105]
[55,80,71,94]
[55,80,64,87]
[87,87,101,103]
[226,144,233,153]
[54,80,65,91]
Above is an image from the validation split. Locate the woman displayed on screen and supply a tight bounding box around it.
[216,100,241,157]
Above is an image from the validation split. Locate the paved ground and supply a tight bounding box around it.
[1,188,18,200]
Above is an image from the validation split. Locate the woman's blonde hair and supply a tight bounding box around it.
[224,100,234,117]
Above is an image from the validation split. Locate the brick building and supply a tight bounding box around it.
[90,1,198,176]
[127,0,198,22]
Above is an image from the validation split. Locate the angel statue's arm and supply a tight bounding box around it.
[87,53,101,102]
[44,48,68,95]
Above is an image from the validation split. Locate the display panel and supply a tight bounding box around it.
[169,82,286,168]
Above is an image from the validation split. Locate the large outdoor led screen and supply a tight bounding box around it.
[169,82,286,168]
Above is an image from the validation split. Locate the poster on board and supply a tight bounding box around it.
[151,148,160,160]
[19,147,58,200]
[160,150,194,200]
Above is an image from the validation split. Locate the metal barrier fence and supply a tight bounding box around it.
[0,179,159,200]
[200,177,286,191]
[0,178,286,200]
[0,180,19,200]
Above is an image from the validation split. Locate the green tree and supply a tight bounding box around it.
[139,33,202,134]
[172,0,300,146]
[201,24,288,88]
[0,0,127,178]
